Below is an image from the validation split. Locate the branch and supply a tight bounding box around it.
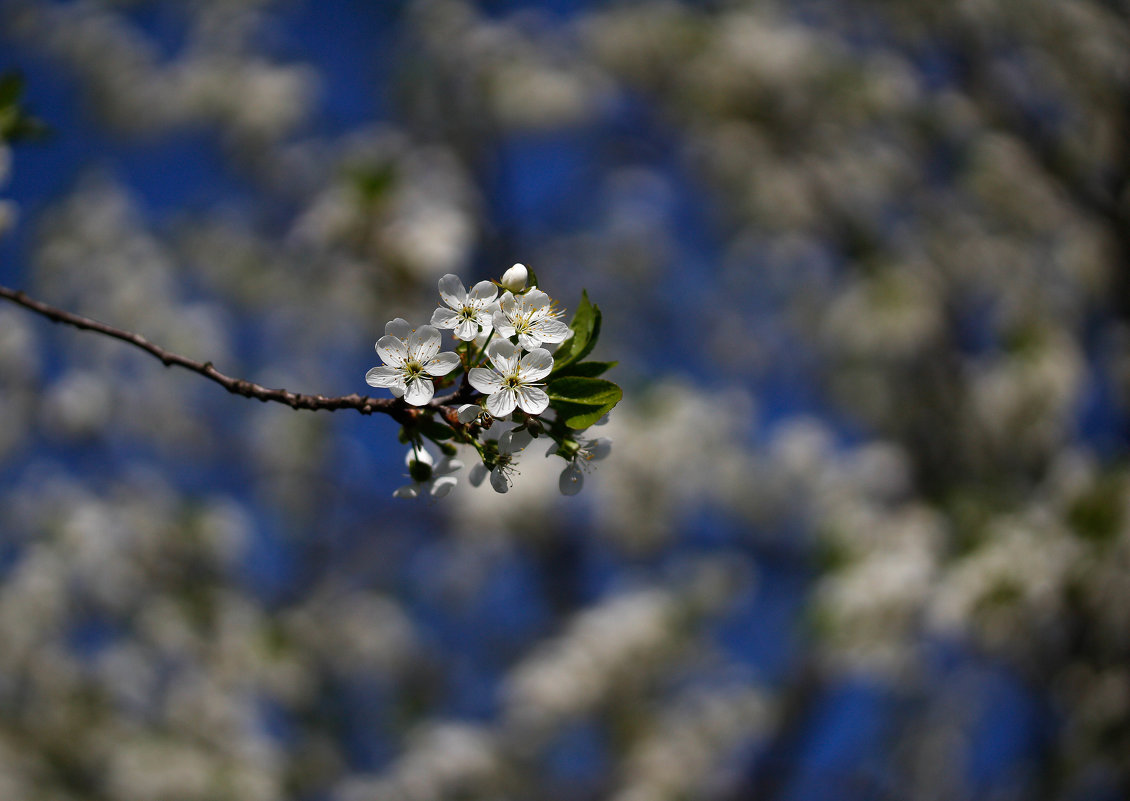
[0,284,469,424]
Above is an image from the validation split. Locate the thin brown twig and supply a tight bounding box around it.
[0,283,473,424]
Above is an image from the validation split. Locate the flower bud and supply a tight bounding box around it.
[500,263,528,292]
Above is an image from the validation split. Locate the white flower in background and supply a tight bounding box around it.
[500,263,529,292]
[554,437,612,495]
[431,274,499,341]
[394,446,462,499]
[492,289,571,351]
[365,320,459,406]
[468,341,553,417]
[470,427,533,494]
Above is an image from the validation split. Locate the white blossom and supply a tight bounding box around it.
[394,446,462,500]
[555,437,612,496]
[365,320,459,406]
[468,341,553,417]
[500,263,529,292]
[492,289,571,351]
[469,427,533,494]
[430,274,499,341]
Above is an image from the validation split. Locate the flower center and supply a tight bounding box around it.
[503,374,523,389]
[403,361,425,379]
[459,306,477,322]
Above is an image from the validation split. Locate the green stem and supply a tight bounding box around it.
[468,329,495,367]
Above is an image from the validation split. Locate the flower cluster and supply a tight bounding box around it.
[366,264,621,497]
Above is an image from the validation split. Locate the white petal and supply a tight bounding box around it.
[585,438,612,461]
[468,367,504,395]
[492,310,515,337]
[390,384,405,398]
[532,317,570,343]
[487,340,520,375]
[405,447,434,467]
[424,351,460,376]
[365,366,404,388]
[429,476,458,498]
[517,333,542,351]
[408,326,441,362]
[403,377,434,406]
[559,463,583,495]
[469,463,488,487]
[457,403,481,423]
[486,388,518,418]
[385,317,413,339]
[394,484,420,499]
[500,292,518,317]
[438,274,467,309]
[500,428,532,454]
[431,307,461,329]
[454,318,479,341]
[490,467,510,494]
[436,458,463,476]
[518,348,554,381]
[515,385,549,415]
[376,335,408,366]
[522,289,550,312]
[500,263,527,292]
[468,280,498,305]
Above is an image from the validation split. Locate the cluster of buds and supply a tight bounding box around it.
[366,265,619,497]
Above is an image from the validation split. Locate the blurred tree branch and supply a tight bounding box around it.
[0,283,469,424]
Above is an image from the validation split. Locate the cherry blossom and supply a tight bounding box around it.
[431,274,499,341]
[365,321,459,406]
[492,289,571,351]
[394,446,462,499]
[468,340,553,417]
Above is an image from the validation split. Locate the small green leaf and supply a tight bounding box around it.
[551,400,618,431]
[553,290,602,370]
[551,360,617,379]
[547,377,622,407]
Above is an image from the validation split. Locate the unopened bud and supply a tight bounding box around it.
[500,263,528,292]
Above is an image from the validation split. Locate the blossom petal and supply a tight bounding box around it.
[586,438,612,461]
[532,317,570,343]
[431,307,460,329]
[490,467,510,494]
[515,385,549,415]
[469,463,488,487]
[429,476,458,498]
[492,310,515,338]
[487,340,520,375]
[468,367,504,395]
[438,274,467,309]
[403,377,434,406]
[468,280,498,305]
[424,351,460,376]
[500,428,532,454]
[436,458,463,476]
[454,318,479,341]
[408,326,442,362]
[486,387,518,418]
[376,335,409,366]
[559,463,583,495]
[499,291,517,317]
[517,333,542,351]
[457,403,481,423]
[385,317,413,340]
[522,289,550,312]
[366,366,405,389]
[518,348,554,381]
[394,484,421,499]
[405,447,434,468]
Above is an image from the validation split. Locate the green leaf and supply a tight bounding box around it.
[547,377,622,407]
[551,360,617,379]
[553,290,602,370]
[547,377,622,429]
[551,399,619,430]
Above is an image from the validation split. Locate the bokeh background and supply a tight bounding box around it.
[2,1,1130,799]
